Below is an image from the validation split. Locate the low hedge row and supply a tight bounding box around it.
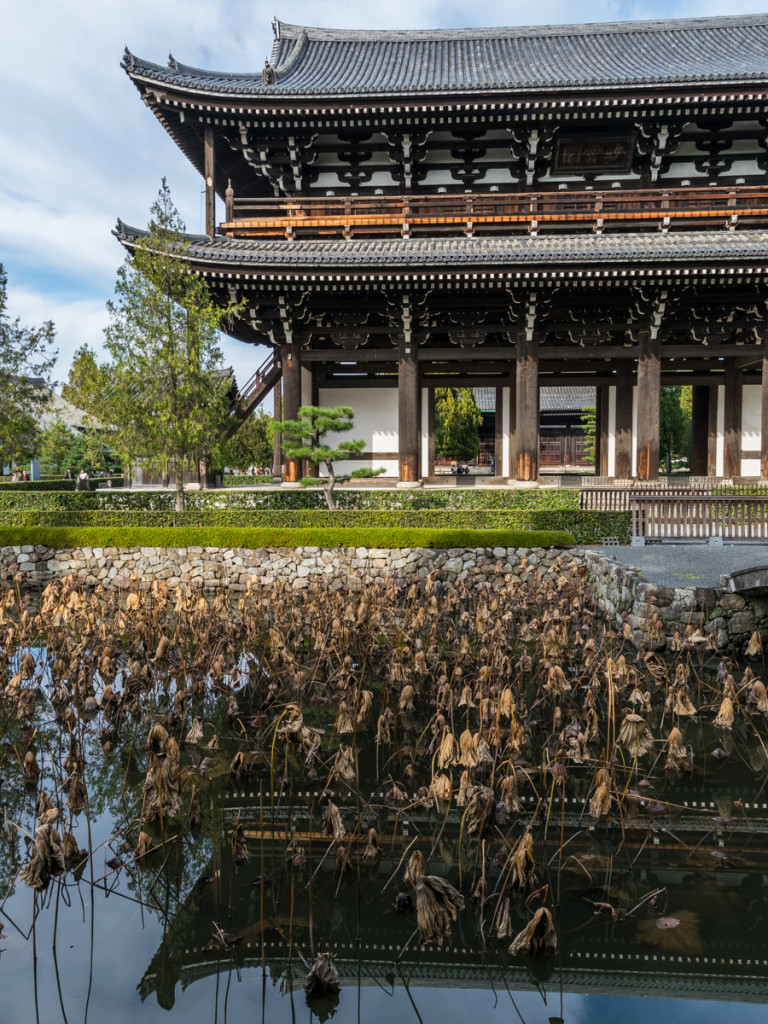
[0,526,574,551]
[0,477,124,492]
[0,508,629,544]
[222,475,274,487]
[0,486,580,512]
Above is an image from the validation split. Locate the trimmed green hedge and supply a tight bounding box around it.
[0,486,579,512]
[222,475,274,487]
[0,477,124,492]
[0,526,574,551]
[0,508,628,544]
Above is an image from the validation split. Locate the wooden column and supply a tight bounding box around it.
[272,378,282,478]
[723,358,742,480]
[594,387,602,476]
[691,384,710,477]
[707,385,719,477]
[281,344,302,483]
[761,341,768,479]
[398,341,420,483]
[636,331,660,480]
[614,362,633,479]
[598,385,610,476]
[508,362,517,478]
[427,389,436,477]
[494,386,504,476]
[204,126,216,240]
[515,333,539,481]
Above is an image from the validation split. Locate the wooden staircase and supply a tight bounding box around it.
[226,349,281,437]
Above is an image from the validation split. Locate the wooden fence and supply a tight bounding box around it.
[631,495,768,540]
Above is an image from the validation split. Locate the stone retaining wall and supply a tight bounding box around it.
[1,543,764,648]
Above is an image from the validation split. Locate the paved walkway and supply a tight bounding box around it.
[583,543,768,590]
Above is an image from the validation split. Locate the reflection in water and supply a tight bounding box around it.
[0,572,767,1023]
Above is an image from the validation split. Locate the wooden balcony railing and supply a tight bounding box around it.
[631,494,768,540]
[220,186,768,239]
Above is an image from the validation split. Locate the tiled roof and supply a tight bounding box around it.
[540,386,595,412]
[114,222,768,271]
[123,14,768,99]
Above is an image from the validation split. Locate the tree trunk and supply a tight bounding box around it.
[324,461,336,510]
[175,457,185,512]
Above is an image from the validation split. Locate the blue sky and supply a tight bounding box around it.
[2,0,767,391]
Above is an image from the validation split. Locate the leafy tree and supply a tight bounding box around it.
[221,409,273,472]
[280,405,382,509]
[579,406,597,462]
[66,181,239,510]
[435,387,482,462]
[660,385,689,473]
[39,419,120,476]
[0,264,57,467]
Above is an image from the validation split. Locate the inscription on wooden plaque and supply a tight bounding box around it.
[552,133,636,175]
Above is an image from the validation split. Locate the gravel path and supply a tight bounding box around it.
[581,543,768,590]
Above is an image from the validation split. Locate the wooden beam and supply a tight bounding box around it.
[300,343,767,363]
[636,331,660,480]
[427,388,435,477]
[516,334,538,481]
[690,384,710,476]
[614,361,633,478]
[204,125,216,240]
[398,342,420,482]
[281,344,302,483]
[724,358,743,479]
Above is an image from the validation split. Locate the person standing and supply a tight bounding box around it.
[77,468,89,491]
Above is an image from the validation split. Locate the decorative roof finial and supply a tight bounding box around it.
[122,47,135,71]
[272,17,280,40]
[262,59,276,85]
[168,53,178,70]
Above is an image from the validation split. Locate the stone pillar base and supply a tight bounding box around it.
[396,480,423,489]
[281,481,302,490]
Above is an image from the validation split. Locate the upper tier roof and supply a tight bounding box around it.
[123,13,768,99]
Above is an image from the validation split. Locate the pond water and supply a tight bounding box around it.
[1,571,767,1024]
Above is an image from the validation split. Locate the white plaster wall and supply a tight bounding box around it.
[317,387,398,476]
[607,387,616,476]
[502,387,510,477]
[421,388,429,474]
[742,384,761,477]
[631,385,638,478]
[301,366,313,407]
[716,385,725,477]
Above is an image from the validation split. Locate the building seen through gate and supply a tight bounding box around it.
[119,13,768,484]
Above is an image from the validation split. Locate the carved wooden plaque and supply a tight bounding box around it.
[552,133,636,175]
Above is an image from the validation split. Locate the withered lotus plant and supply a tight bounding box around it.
[665,726,690,773]
[508,907,558,958]
[713,696,735,730]
[618,713,655,757]
[510,832,536,891]
[322,801,347,844]
[636,910,703,955]
[21,824,67,891]
[590,768,613,819]
[304,952,340,998]
[414,874,465,946]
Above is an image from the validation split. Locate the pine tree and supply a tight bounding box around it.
[0,265,57,467]
[434,387,483,462]
[67,181,240,510]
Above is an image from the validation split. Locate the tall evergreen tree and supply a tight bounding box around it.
[434,387,483,462]
[0,264,57,467]
[67,181,240,510]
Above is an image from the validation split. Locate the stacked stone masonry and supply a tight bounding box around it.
[1,544,764,648]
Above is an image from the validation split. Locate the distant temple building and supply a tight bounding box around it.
[119,14,768,483]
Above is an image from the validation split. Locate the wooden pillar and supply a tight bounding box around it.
[508,362,517,478]
[636,331,660,480]
[398,341,420,483]
[723,358,742,480]
[427,389,436,477]
[707,384,719,477]
[594,387,602,475]
[614,362,633,479]
[281,344,302,483]
[204,126,216,240]
[494,386,504,476]
[691,384,710,477]
[598,385,610,476]
[272,378,282,478]
[515,333,539,481]
[761,342,768,479]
